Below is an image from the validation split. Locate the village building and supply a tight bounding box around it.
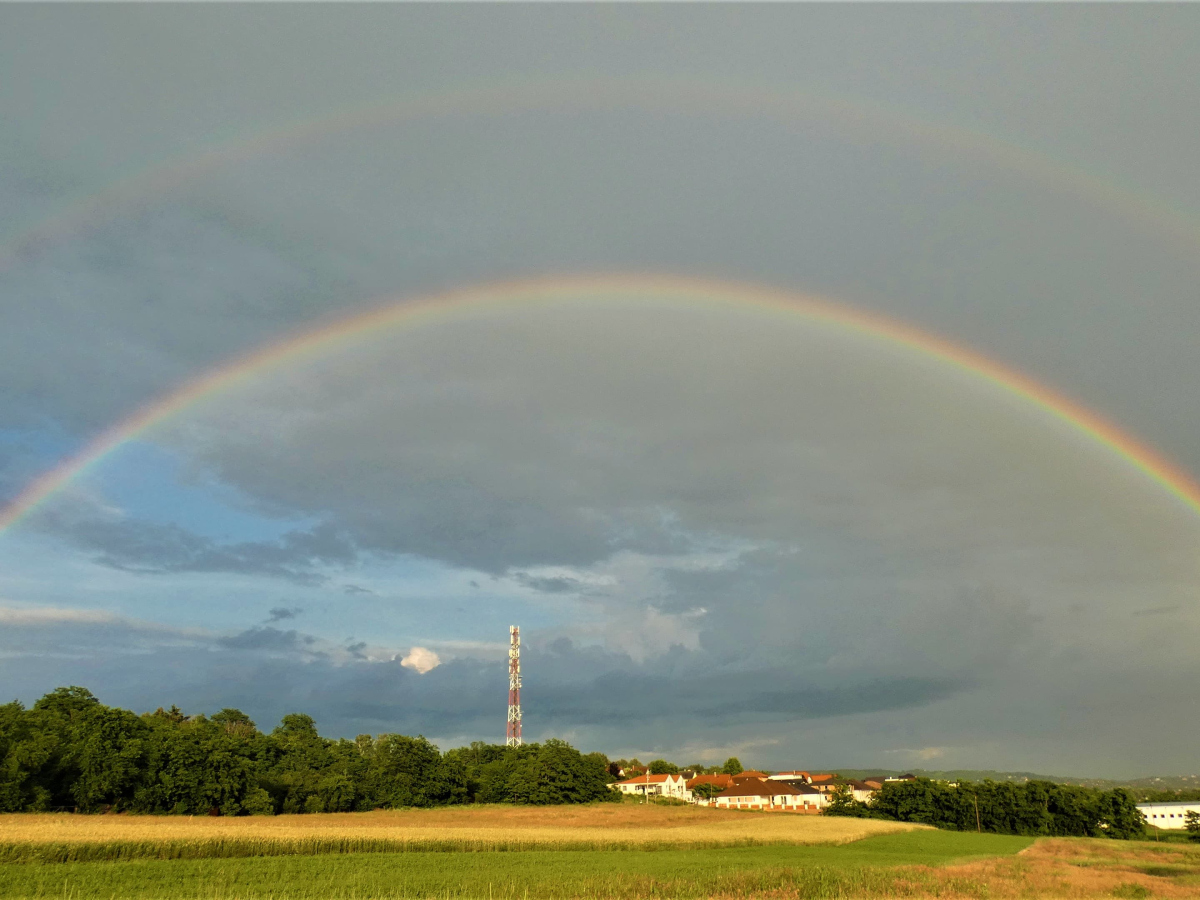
[768,771,812,783]
[687,773,734,792]
[807,774,839,794]
[845,779,879,802]
[711,777,825,812]
[1138,802,1200,830]
[611,773,691,801]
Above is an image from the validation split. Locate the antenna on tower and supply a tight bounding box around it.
[506,625,522,746]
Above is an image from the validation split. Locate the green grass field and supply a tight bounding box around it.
[0,830,1033,899]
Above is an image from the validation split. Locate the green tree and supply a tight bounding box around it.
[648,759,679,775]
[0,687,662,814]
[721,757,743,775]
[366,734,447,807]
[1185,810,1200,842]
[134,707,270,815]
[64,704,147,812]
[1095,788,1145,840]
[0,701,57,811]
[825,784,869,817]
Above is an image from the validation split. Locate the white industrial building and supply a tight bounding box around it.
[1138,802,1200,830]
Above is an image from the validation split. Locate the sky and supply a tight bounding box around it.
[1,5,1199,778]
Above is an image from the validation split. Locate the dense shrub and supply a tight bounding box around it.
[0,687,613,814]
[826,777,1145,839]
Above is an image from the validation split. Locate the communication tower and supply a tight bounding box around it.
[506,625,522,746]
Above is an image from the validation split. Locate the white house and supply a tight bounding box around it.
[713,778,825,812]
[611,773,691,801]
[1139,802,1200,830]
[846,779,879,803]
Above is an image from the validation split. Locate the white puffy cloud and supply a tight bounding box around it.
[399,646,442,674]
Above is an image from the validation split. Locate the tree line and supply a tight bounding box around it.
[825,776,1145,838]
[0,687,616,814]
[608,757,744,777]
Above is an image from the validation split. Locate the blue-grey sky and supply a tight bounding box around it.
[1,5,1198,777]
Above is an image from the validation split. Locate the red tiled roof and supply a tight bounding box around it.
[808,773,836,783]
[687,774,733,789]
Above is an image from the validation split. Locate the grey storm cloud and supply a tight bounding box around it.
[0,610,963,743]
[217,626,317,652]
[2,4,1200,775]
[0,208,357,437]
[12,296,1195,773]
[28,503,357,583]
[160,300,1200,600]
[3,610,1197,775]
[511,574,582,594]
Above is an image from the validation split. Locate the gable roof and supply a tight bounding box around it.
[772,780,822,795]
[615,773,679,786]
[687,774,733,789]
[717,777,809,799]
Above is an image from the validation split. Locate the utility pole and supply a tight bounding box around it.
[506,626,522,747]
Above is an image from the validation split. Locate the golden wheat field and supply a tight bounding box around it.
[0,805,915,852]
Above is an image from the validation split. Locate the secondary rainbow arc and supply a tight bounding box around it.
[3,77,1199,269]
[2,274,1200,536]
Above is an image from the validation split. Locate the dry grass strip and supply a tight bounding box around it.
[0,806,914,853]
[877,837,1200,899]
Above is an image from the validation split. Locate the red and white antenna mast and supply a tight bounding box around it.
[506,625,522,746]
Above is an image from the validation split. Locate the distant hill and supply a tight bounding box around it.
[834,769,1200,794]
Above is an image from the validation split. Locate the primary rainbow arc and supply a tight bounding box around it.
[2,274,1200,535]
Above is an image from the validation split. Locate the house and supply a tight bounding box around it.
[712,777,824,812]
[807,774,839,793]
[768,770,812,783]
[1139,802,1200,830]
[687,773,734,792]
[845,779,879,802]
[765,778,828,807]
[611,773,690,801]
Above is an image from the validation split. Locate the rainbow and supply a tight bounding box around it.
[3,274,1200,536]
[3,77,1199,268]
